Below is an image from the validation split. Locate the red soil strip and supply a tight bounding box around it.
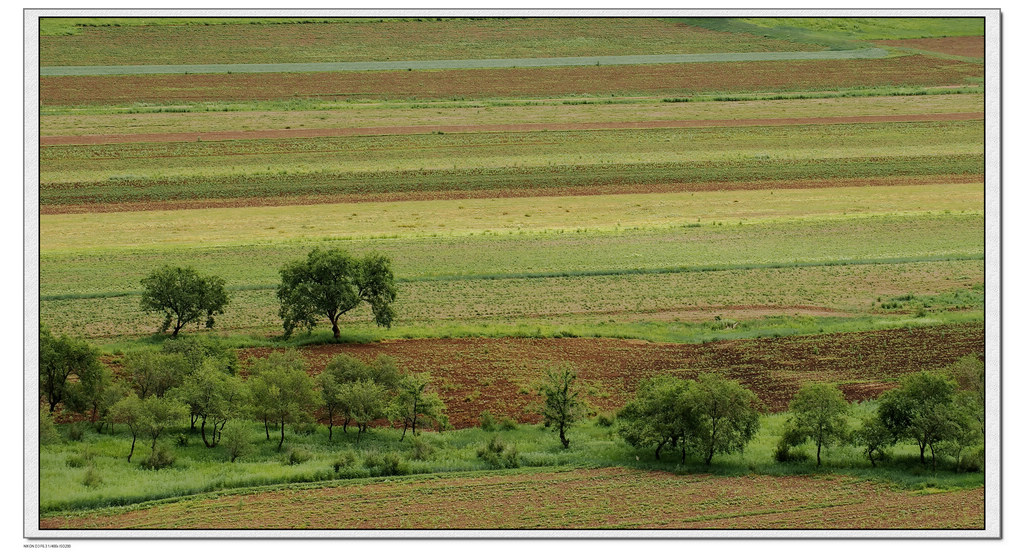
[39,468,984,530]
[39,174,982,215]
[875,36,985,58]
[236,324,982,429]
[40,112,983,146]
[40,56,981,106]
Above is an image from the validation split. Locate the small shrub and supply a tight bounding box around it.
[499,417,519,431]
[961,448,984,472]
[595,412,615,427]
[410,437,435,461]
[39,409,60,445]
[477,435,520,469]
[66,445,96,468]
[363,451,408,477]
[479,411,496,432]
[285,448,312,466]
[81,467,103,488]
[221,422,251,463]
[293,418,318,436]
[332,451,357,473]
[66,422,86,442]
[176,433,189,447]
[141,444,176,470]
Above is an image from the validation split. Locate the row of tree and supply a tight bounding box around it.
[615,355,984,471]
[139,248,397,339]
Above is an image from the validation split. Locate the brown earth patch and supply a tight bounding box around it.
[40,56,982,106]
[40,174,982,215]
[875,36,985,58]
[235,323,983,429]
[40,112,983,146]
[39,467,984,530]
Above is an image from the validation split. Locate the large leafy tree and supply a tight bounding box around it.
[783,383,850,466]
[319,354,402,440]
[618,375,704,463]
[109,393,187,462]
[140,266,229,338]
[693,373,761,465]
[276,249,397,340]
[173,361,246,447]
[122,350,189,399]
[39,326,103,414]
[878,371,957,468]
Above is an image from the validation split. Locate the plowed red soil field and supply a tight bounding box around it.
[42,174,981,215]
[40,56,981,106]
[39,467,984,530]
[237,323,983,428]
[875,36,985,58]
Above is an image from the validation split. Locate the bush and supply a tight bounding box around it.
[66,446,95,468]
[81,467,103,488]
[595,412,615,427]
[39,409,60,445]
[332,451,357,473]
[961,448,984,472]
[176,433,189,447]
[66,422,86,442]
[363,451,408,477]
[477,435,520,469]
[410,437,435,461]
[220,422,252,463]
[141,444,176,470]
[499,417,519,431]
[293,418,318,436]
[479,410,497,432]
[285,448,312,466]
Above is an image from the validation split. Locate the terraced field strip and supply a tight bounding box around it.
[41,258,983,340]
[39,92,984,137]
[40,214,982,297]
[40,112,984,146]
[38,183,983,251]
[39,19,826,66]
[41,48,891,76]
[39,467,984,529]
[40,56,981,106]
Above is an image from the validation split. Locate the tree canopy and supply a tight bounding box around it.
[276,248,397,340]
[39,326,103,414]
[539,365,587,449]
[783,383,850,466]
[140,266,229,338]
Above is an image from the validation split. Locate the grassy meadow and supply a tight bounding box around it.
[36,16,989,531]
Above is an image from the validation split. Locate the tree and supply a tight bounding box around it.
[138,395,188,452]
[173,361,246,447]
[339,380,390,443]
[140,266,229,338]
[319,354,402,439]
[64,364,114,425]
[276,249,397,340]
[692,373,761,465]
[878,371,957,468]
[110,393,144,462]
[394,373,447,440]
[617,375,704,463]
[39,326,102,413]
[122,350,189,399]
[245,350,319,450]
[783,383,850,466]
[854,414,891,467]
[539,365,586,449]
[220,421,253,463]
[162,335,239,376]
[936,391,984,472]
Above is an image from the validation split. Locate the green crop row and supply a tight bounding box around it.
[41,154,983,207]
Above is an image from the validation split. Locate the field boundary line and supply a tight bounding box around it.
[39,49,890,76]
[40,112,985,146]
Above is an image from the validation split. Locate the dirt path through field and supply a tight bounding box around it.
[39,468,984,530]
[41,112,983,145]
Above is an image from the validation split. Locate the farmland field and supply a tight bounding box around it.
[40,467,983,530]
[34,16,991,533]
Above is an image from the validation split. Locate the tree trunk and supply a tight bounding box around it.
[127,433,137,462]
[680,442,687,465]
[919,442,926,464]
[332,318,340,340]
[654,439,666,460]
[816,441,822,467]
[190,413,199,432]
[930,443,937,471]
[201,416,211,448]
[264,417,270,440]
[278,417,286,451]
[401,420,408,441]
[559,423,569,449]
[327,408,334,441]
